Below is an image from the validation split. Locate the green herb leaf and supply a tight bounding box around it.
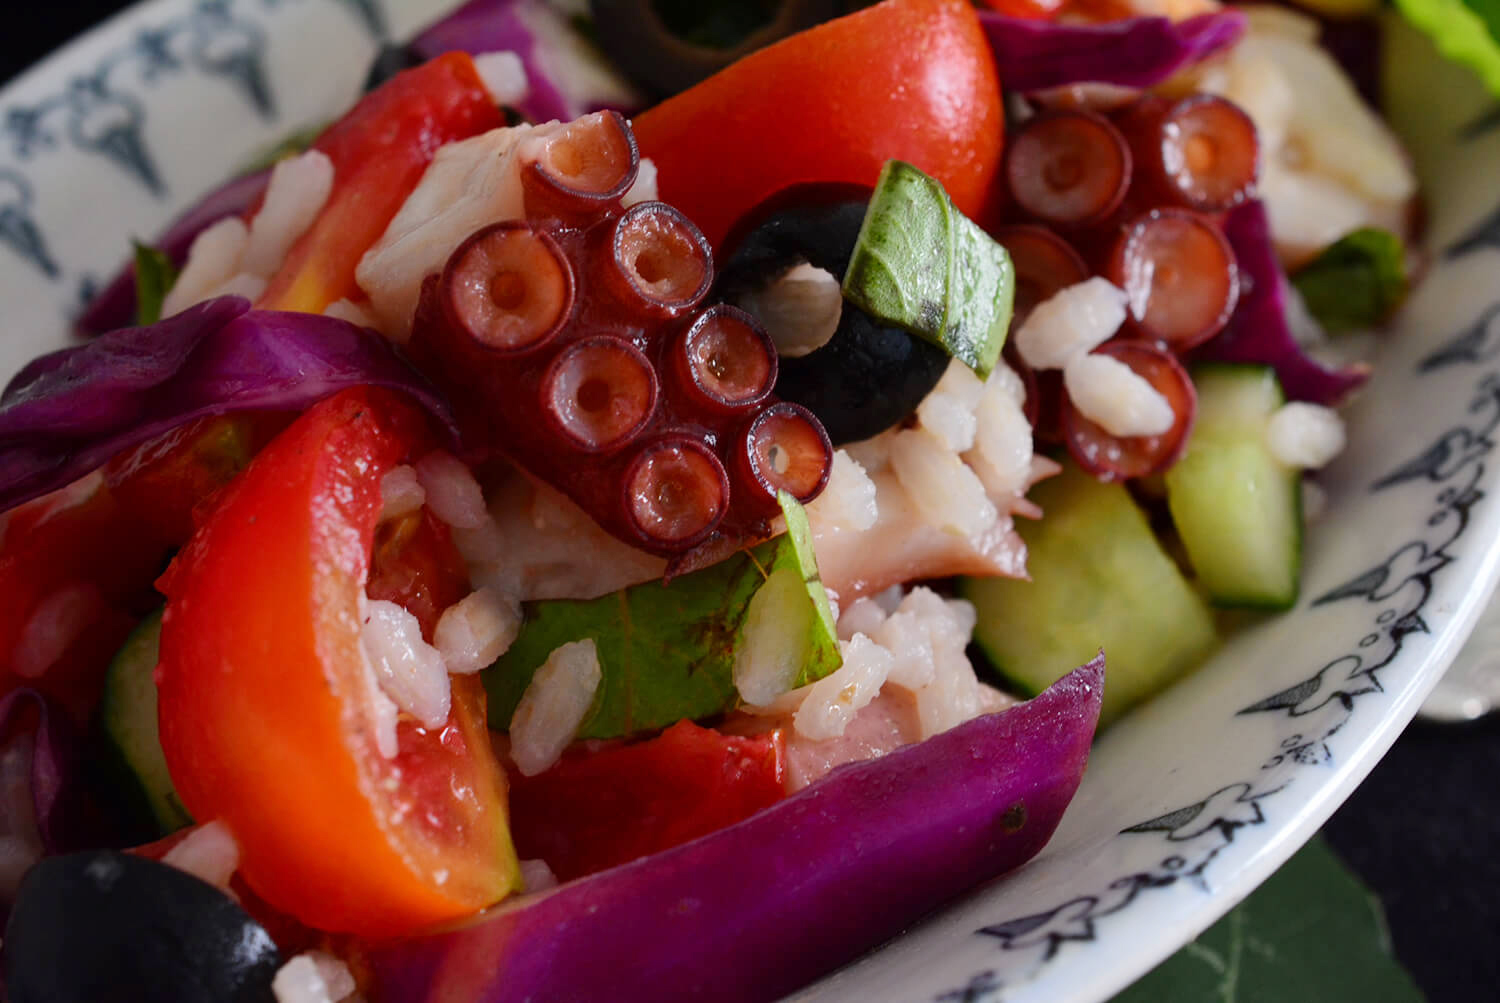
[1114,837,1424,1003]
[1393,0,1500,97]
[842,160,1015,378]
[132,242,179,327]
[483,494,841,738]
[1290,227,1409,334]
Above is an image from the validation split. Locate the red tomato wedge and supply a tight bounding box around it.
[631,0,1005,251]
[366,507,471,643]
[508,720,786,883]
[155,388,519,937]
[257,53,503,313]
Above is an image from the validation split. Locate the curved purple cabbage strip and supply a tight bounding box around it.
[365,656,1105,1003]
[75,169,270,336]
[1196,201,1369,405]
[0,297,455,515]
[0,688,77,856]
[410,0,644,123]
[979,10,1246,92]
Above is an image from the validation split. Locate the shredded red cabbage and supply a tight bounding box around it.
[978,11,1246,92]
[75,170,270,336]
[0,297,455,514]
[1196,201,1370,405]
[411,0,644,124]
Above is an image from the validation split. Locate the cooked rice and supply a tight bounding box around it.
[415,450,489,530]
[160,217,248,318]
[378,465,426,521]
[435,586,522,674]
[473,51,529,107]
[510,639,601,776]
[271,951,357,1003]
[161,820,239,891]
[1014,277,1127,371]
[360,598,451,730]
[1063,352,1175,438]
[1267,401,1346,469]
[240,150,334,278]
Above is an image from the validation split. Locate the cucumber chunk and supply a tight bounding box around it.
[1165,364,1302,610]
[961,461,1218,725]
[99,610,191,835]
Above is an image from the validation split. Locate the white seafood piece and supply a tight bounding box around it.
[509,639,602,776]
[435,586,523,674]
[792,634,894,741]
[240,150,334,278]
[888,427,997,539]
[733,262,843,358]
[161,217,248,318]
[1014,278,1129,371]
[360,599,451,730]
[1267,401,1346,469]
[1063,352,1176,438]
[356,122,542,337]
[1194,6,1415,266]
[473,51,529,108]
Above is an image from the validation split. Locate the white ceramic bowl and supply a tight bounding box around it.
[2,3,1497,999]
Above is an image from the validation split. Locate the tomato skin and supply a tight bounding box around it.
[631,0,1005,252]
[257,53,504,313]
[507,720,786,882]
[156,389,518,937]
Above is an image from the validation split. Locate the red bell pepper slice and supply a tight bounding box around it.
[508,719,786,882]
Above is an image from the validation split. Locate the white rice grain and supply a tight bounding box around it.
[510,639,602,776]
[887,428,996,539]
[792,634,894,741]
[378,465,426,521]
[161,217,249,318]
[162,820,239,891]
[622,157,658,208]
[836,596,889,642]
[435,586,522,674]
[360,599,451,730]
[1267,402,1346,469]
[1014,277,1128,371]
[473,51,529,107]
[241,150,334,278]
[1063,353,1175,438]
[520,858,559,894]
[805,449,878,533]
[272,951,357,1003]
[415,450,489,530]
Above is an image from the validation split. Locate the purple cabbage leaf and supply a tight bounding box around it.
[1197,201,1370,405]
[0,297,456,515]
[76,169,270,336]
[411,0,645,124]
[978,10,1246,92]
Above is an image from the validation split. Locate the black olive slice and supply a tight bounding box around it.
[363,43,425,93]
[3,851,282,1003]
[589,0,844,99]
[717,200,949,446]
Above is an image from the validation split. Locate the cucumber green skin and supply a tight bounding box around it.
[961,462,1218,726]
[97,610,192,836]
[1165,364,1303,611]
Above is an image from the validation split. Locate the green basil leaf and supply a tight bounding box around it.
[483,494,841,738]
[1291,227,1409,334]
[132,242,179,327]
[1393,0,1500,97]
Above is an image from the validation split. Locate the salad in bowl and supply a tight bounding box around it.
[0,0,1462,1000]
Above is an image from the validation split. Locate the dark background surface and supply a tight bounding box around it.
[4,4,1499,1000]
